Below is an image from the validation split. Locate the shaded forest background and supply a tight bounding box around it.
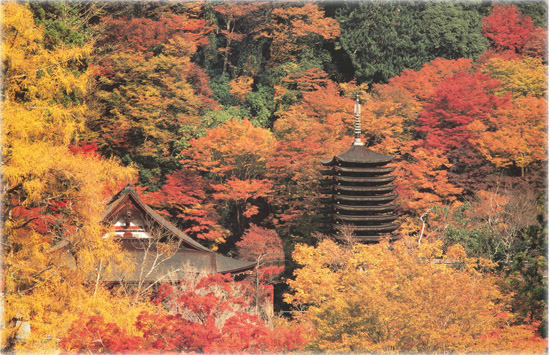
[1,0,547,353]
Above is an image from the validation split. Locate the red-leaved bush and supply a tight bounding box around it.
[60,274,308,353]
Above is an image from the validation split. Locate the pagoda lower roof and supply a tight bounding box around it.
[331,194,397,203]
[338,235,398,243]
[321,166,395,175]
[334,214,398,223]
[332,204,398,212]
[321,145,394,166]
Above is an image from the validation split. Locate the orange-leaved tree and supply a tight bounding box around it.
[89,12,215,189]
[237,225,285,318]
[258,3,339,66]
[268,81,352,235]
[181,118,275,237]
[213,1,265,75]
[468,95,547,176]
[386,57,474,103]
[142,169,229,248]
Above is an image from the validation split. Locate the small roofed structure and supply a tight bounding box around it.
[101,184,255,283]
[320,96,399,242]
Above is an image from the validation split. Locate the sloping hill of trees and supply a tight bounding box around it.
[2,1,547,353]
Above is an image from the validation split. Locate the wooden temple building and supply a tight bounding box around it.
[320,96,399,242]
[101,184,255,283]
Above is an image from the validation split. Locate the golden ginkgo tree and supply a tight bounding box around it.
[1,3,145,352]
[286,236,546,353]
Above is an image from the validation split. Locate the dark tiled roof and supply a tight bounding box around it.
[216,254,258,274]
[321,145,394,166]
[338,223,400,233]
[321,166,396,175]
[331,185,397,193]
[103,184,211,252]
[332,204,398,212]
[322,175,396,184]
[102,184,256,276]
[102,249,256,282]
[334,215,399,223]
[332,194,398,202]
[103,249,214,282]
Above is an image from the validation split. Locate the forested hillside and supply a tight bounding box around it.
[2,1,547,353]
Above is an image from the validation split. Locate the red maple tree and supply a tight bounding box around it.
[417,71,509,152]
[482,4,535,53]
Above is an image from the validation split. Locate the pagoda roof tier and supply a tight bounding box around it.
[321,145,394,166]
[320,185,396,195]
[342,235,397,243]
[333,204,398,212]
[322,196,398,204]
[334,185,397,193]
[332,194,398,203]
[334,214,399,223]
[323,175,396,185]
[336,223,400,233]
[321,166,395,175]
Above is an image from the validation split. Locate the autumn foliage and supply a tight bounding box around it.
[61,274,308,353]
[2,1,547,353]
[417,71,509,152]
[287,237,546,353]
[482,5,536,53]
[1,3,144,352]
[142,170,228,245]
[261,3,339,65]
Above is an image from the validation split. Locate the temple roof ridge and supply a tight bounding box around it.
[102,184,256,274]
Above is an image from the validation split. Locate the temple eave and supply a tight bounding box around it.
[332,194,398,202]
[334,215,399,222]
[321,166,396,175]
[325,176,396,184]
[335,185,397,193]
[330,204,398,212]
[336,223,400,233]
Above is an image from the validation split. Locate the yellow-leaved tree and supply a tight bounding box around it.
[481,56,547,98]
[286,236,547,353]
[1,3,150,352]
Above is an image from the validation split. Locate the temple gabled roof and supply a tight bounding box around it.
[102,184,255,275]
[321,145,394,166]
[103,184,210,252]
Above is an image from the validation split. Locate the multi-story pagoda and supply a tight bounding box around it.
[320,96,399,242]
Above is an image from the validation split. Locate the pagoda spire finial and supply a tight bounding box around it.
[353,94,363,146]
